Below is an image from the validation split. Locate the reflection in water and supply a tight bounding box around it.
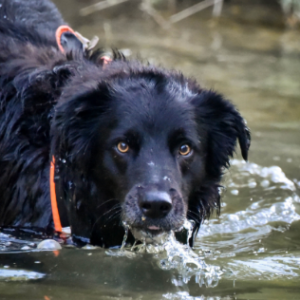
[0,268,45,281]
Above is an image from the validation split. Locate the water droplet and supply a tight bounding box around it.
[182,219,195,244]
[248,180,257,188]
[260,179,270,188]
[163,176,171,182]
[21,246,31,250]
[121,222,129,250]
[231,189,239,195]
[37,239,62,250]
[82,244,98,250]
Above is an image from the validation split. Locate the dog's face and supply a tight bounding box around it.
[96,77,207,241]
[53,62,250,247]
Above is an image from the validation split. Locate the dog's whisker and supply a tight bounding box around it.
[91,205,122,232]
[106,210,122,222]
[187,212,201,225]
[187,209,201,219]
[96,198,118,209]
[99,204,122,218]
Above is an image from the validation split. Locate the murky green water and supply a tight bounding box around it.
[1,1,300,299]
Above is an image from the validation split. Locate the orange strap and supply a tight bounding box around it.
[55,25,77,54]
[50,156,62,232]
[52,27,112,233]
[55,25,112,65]
[101,55,112,65]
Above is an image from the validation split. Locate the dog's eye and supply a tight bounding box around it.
[117,142,129,153]
[179,144,192,156]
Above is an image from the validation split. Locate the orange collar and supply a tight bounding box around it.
[50,156,62,232]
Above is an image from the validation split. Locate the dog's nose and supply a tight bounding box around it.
[139,191,172,219]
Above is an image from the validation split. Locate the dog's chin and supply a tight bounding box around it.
[130,227,171,244]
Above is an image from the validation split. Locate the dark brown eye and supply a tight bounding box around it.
[179,144,192,156]
[117,142,129,153]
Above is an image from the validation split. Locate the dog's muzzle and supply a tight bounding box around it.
[122,184,186,244]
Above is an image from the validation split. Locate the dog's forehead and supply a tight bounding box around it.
[110,76,197,130]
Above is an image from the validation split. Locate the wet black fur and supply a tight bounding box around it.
[0,0,250,247]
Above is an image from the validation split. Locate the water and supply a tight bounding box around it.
[1,1,300,299]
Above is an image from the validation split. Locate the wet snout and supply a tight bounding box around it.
[139,190,172,219]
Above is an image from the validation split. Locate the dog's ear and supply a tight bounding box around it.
[51,82,111,171]
[191,90,250,179]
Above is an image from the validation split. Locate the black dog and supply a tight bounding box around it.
[0,0,250,248]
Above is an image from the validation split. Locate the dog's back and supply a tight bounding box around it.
[0,0,64,45]
[0,0,106,232]
[0,0,66,229]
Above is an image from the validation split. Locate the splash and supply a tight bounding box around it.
[200,160,300,238]
[156,233,222,288]
[163,292,222,300]
[199,196,300,237]
[121,222,129,250]
[106,220,223,287]
[230,159,296,191]
[197,159,300,281]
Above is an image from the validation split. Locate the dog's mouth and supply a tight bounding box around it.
[127,221,186,244]
[130,226,170,244]
[146,225,163,234]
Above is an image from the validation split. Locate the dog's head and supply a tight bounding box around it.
[52,61,250,247]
